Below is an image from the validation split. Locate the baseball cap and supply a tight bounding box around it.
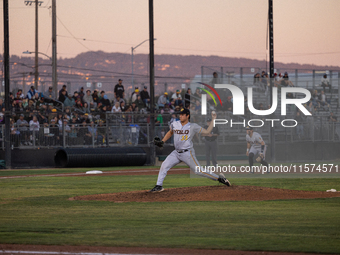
[176,90,180,93]
[119,79,123,81]
[144,86,147,89]
[20,114,24,117]
[207,118,212,122]
[246,126,253,130]
[164,92,168,95]
[178,108,190,115]
[49,86,53,89]
[103,95,108,99]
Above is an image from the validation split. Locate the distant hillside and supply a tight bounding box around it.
[3,51,339,96]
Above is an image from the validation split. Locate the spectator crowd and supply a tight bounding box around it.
[1,71,338,147]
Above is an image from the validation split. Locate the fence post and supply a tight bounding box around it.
[2,125,4,150]
[63,123,66,148]
[312,70,315,90]
[220,67,223,84]
[329,70,333,97]
[338,72,340,107]
[91,122,95,148]
[240,67,243,86]
[105,112,109,146]
[320,117,323,141]
[295,69,298,87]
[147,121,150,147]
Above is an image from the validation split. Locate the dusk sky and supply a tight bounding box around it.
[1,0,340,67]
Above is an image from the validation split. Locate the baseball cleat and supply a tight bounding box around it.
[149,185,164,193]
[218,174,231,187]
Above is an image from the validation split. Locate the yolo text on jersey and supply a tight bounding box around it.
[173,130,190,135]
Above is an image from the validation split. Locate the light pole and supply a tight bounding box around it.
[131,38,156,88]
[52,0,57,101]
[24,0,43,90]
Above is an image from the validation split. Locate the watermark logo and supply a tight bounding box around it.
[197,82,223,114]
[200,84,311,116]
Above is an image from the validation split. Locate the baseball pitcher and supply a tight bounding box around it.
[150,108,231,192]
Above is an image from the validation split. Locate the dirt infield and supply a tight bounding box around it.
[0,244,333,255]
[72,185,340,203]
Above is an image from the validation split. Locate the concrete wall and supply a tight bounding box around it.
[0,141,339,169]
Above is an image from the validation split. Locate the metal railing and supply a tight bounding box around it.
[2,112,339,150]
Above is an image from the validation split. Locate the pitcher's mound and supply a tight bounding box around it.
[72,185,340,203]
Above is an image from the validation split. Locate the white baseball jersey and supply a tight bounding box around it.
[246,132,264,149]
[171,121,202,150]
[156,120,220,186]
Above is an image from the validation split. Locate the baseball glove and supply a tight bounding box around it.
[256,153,264,162]
[154,136,164,148]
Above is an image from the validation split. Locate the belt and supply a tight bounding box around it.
[177,149,189,153]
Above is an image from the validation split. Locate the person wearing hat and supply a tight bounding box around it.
[321,73,332,93]
[60,118,72,138]
[114,79,125,100]
[201,117,220,167]
[63,93,76,107]
[59,84,68,98]
[99,92,111,109]
[260,72,269,90]
[130,88,139,103]
[58,89,67,103]
[246,126,269,173]
[16,89,25,100]
[133,95,145,112]
[96,119,106,145]
[27,86,38,100]
[149,110,230,193]
[171,89,183,106]
[16,114,29,145]
[48,117,60,146]
[157,92,169,108]
[29,115,40,145]
[281,72,294,87]
[140,85,150,108]
[44,86,56,100]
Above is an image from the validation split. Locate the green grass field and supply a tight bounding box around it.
[0,168,340,253]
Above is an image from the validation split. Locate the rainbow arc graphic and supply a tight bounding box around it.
[197,82,223,107]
